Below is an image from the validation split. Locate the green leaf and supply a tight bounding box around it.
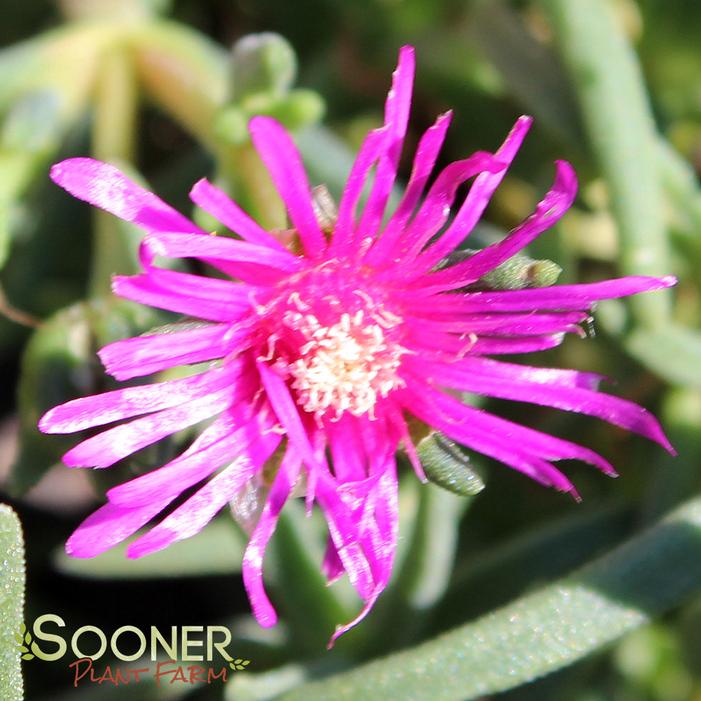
[0,505,25,701]
[10,302,95,495]
[9,297,162,495]
[279,494,701,701]
[626,323,701,388]
[54,518,245,578]
[540,0,673,326]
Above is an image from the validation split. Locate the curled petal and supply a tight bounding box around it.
[242,447,302,627]
[416,115,533,270]
[423,160,578,290]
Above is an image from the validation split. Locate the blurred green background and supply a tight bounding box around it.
[1,0,701,700]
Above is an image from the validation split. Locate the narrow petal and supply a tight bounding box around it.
[403,380,614,477]
[39,364,243,434]
[316,478,376,600]
[366,111,453,266]
[249,116,327,257]
[385,404,425,481]
[417,360,674,452]
[405,311,589,337]
[257,360,325,473]
[62,384,248,468]
[377,152,503,268]
[242,447,302,627]
[190,178,288,251]
[356,46,416,240]
[413,275,677,314]
[423,160,578,290]
[406,326,566,357]
[321,537,345,584]
[126,449,271,558]
[98,323,249,381]
[140,231,303,273]
[416,115,533,270]
[113,274,251,322]
[329,127,389,256]
[107,413,277,510]
[326,414,368,481]
[66,498,173,558]
[430,355,604,390]
[51,158,201,234]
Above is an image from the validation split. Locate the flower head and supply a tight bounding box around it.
[39,46,675,644]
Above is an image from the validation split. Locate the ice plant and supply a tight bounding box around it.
[39,45,675,644]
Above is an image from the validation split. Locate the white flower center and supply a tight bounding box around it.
[284,309,406,419]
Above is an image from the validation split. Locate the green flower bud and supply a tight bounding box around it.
[231,33,297,101]
[418,432,485,496]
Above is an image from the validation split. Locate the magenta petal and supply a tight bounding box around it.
[66,498,172,558]
[62,385,242,468]
[422,275,677,313]
[385,151,504,264]
[140,231,303,273]
[418,359,673,453]
[51,158,201,234]
[402,382,611,483]
[98,323,248,381]
[440,356,604,390]
[249,116,327,258]
[113,274,251,322]
[190,178,288,251]
[356,45,415,240]
[416,115,533,269]
[407,310,589,337]
[424,160,578,290]
[330,126,389,256]
[257,360,325,473]
[365,111,452,265]
[407,326,567,357]
[39,364,242,434]
[321,537,345,584]
[316,480,375,600]
[127,454,265,558]
[107,411,278,508]
[326,414,368,482]
[242,447,302,627]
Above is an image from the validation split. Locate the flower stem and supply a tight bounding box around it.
[89,44,138,296]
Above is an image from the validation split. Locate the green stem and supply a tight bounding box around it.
[541,0,672,327]
[220,144,287,231]
[89,44,138,296]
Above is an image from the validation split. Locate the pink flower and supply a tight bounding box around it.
[39,46,674,644]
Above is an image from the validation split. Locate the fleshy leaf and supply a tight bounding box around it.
[279,495,701,701]
[0,505,25,701]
